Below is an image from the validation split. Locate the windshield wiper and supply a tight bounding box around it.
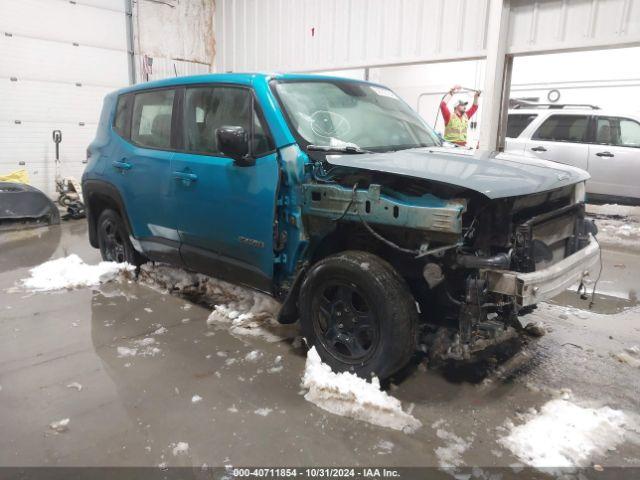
[307,145,372,154]
[388,142,438,152]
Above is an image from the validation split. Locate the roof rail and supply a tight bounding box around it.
[510,99,600,110]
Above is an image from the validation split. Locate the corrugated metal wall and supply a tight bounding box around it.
[508,0,640,55]
[215,0,640,73]
[215,0,489,72]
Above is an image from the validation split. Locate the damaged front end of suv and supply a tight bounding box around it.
[269,77,600,377]
[293,148,598,363]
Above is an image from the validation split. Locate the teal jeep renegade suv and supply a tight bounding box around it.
[82,73,599,379]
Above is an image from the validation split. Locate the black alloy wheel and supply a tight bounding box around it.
[299,250,418,380]
[312,280,380,364]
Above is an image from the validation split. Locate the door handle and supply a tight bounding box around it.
[595,151,614,158]
[172,171,198,182]
[531,146,547,152]
[112,160,132,170]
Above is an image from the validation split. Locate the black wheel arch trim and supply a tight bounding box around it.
[276,264,308,324]
[82,179,135,249]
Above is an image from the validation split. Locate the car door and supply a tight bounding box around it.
[587,116,640,200]
[523,113,590,171]
[172,85,278,291]
[504,113,539,154]
[110,88,181,263]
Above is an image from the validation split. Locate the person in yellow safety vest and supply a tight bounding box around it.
[440,85,480,146]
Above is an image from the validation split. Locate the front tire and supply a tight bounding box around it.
[96,209,145,266]
[299,250,417,380]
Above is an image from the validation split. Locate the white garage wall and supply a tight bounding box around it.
[0,35,128,87]
[0,0,127,49]
[0,0,130,197]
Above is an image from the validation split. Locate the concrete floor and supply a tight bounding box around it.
[1,216,639,470]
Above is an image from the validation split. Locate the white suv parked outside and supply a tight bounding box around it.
[504,104,640,205]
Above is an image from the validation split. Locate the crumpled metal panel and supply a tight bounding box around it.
[302,183,465,234]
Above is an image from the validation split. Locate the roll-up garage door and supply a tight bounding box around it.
[0,0,130,196]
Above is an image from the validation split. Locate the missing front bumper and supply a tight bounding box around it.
[484,234,600,307]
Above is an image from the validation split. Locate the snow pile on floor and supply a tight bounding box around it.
[49,418,70,433]
[587,203,640,218]
[595,218,640,249]
[134,337,161,356]
[499,399,637,471]
[117,346,137,358]
[301,347,421,433]
[245,350,262,362]
[432,419,473,468]
[614,345,640,368]
[207,302,291,343]
[136,263,296,342]
[117,337,161,358]
[153,326,168,336]
[375,440,394,455]
[20,254,133,292]
[171,441,189,456]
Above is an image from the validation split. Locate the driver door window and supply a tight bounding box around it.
[183,87,272,157]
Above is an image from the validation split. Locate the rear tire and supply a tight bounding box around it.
[96,209,145,266]
[299,250,417,380]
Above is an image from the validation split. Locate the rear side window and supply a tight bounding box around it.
[595,116,640,148]
[183,86,273,157]
[506,114,537,138]
[532,114,589,143]
[131,89,175,149]
[113,94,132,139]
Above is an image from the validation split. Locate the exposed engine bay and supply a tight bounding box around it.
[300,159,599,361]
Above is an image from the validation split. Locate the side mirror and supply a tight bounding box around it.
[216,126,254,166]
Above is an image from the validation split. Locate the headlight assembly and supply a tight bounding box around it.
[574,182,586,204]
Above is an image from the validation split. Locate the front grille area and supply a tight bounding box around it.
[512,203,584,273]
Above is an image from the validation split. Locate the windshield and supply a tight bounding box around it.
[273,80,441,151]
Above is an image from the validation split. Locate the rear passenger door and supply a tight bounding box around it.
[524,114,590,171]
[110,88,181,263]
[171,85,279,291]
[587,116,640,200]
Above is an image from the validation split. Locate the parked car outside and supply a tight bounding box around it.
[505,104,640,205]
[82,74,599,379]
